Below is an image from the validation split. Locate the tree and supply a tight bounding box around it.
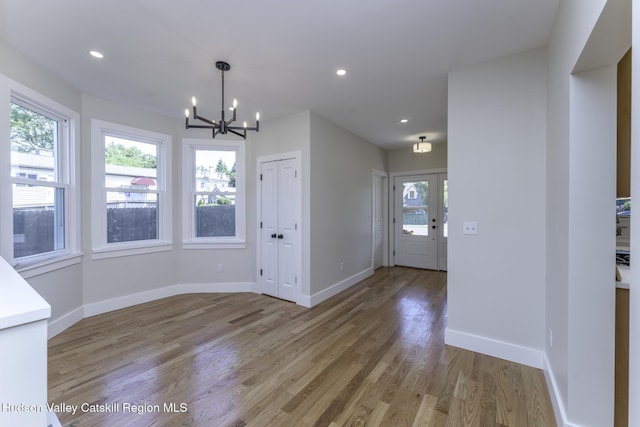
[215,158,229,174]
[105,142,156,168]
[229,162,237,188]
[10,103,55,153]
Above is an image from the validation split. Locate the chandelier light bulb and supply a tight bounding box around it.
[184,109,189,117]
[191,96,197,106]
[256,112,260,121]
[244,121,247,128]
[233,98,238,109]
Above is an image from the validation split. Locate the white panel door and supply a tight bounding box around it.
[277,159,297,302]
[260,158,298,302]
[260,161,279,297]
[394,174,438,270]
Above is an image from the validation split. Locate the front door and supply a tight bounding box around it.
[394,174,442,270]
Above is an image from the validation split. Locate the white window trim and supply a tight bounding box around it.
[181,138,246,249]
[0,75,81,276]
[91,119,172,259]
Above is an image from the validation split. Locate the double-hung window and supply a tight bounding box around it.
[91,120,172,258]
[3,86,80,275]
[182,138,245,248]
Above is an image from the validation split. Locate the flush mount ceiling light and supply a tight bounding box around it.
[413,136,432,153]
[89,50,104,59]
[400,119,409,123]
[185,61,259,139]
[336,69,347,76]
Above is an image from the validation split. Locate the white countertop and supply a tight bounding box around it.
[0,256,50,330]
[617,265,630,290]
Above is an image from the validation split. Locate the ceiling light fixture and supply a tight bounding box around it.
[185,61,259,139]
[400,119,408,123]
[336,69,347,76]
[89,50,104,59]
[413,136,432,153]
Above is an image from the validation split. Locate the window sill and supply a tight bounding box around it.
[92,241,173,260]
[182,239,246,250]
[15,252,83,279]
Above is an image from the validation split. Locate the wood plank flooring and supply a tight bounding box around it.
[47,267,556,426]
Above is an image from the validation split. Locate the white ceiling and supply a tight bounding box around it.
[0,0,559,150]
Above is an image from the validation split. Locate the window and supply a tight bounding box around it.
[182,139,245,248]
[91,120,172,258]
[1,82,81,275]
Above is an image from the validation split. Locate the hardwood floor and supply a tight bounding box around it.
[48,267,556,426]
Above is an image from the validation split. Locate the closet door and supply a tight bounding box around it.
[260,158,298,302]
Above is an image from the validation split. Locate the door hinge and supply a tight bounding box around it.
[260,269,263,276]
[260,174,263,180]
[260,222,263,229]
[393,217,396,224]
[295,223,297,231]
[295,170,298,178]
[393,185,396,191]
[393,250,396,256]
[295,276,297,284]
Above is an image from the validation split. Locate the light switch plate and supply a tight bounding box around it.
[463,221,478,235]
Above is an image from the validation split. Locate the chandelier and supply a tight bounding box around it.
[413,136,432,153]
[185,61,260,139]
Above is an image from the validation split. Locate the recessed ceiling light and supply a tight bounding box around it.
[89,50,104,59]
[400,119,408,123]
[336,69,347,76]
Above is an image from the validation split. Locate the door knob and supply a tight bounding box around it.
[278,234,284,239]
[431,225,437,229]
[271,233,277,238]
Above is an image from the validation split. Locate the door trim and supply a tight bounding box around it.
[372,169,389,269]
[256,151,302,304]
[389,168,447,270]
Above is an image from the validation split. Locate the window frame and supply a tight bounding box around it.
[182,138,246,249]
[0,76,81,277]
[91,119,172,259]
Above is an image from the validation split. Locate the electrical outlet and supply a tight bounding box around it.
[549,328,553,348]
[463,221,478,235]
[217,264,223,273]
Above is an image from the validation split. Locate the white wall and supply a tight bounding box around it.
[387,142,447,173]
[447,48,547,365]
[546,1,628,425]
[309,112,387,297]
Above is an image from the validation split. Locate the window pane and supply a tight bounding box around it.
[443,179,448,238]
[402,181,428,236]
[13,185,65,258]
[195,149,236,190]
[105,136,157,190]
[10,102,58,182]
[195,195,236,237]
[107,192,158,243]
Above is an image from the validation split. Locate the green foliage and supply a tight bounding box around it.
[105,142,156,168]
[622,200,631,211]
[414,182,429,206]
[216,196,233,205]
[229,162,237,188]
[216,158,229,174]
[10,103,55,153]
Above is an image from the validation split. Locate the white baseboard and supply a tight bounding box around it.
[305,267,374,308]
[48,306,83,339]
[543,353,580,427]
[444,327,544,369]
[48,281,256,338]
